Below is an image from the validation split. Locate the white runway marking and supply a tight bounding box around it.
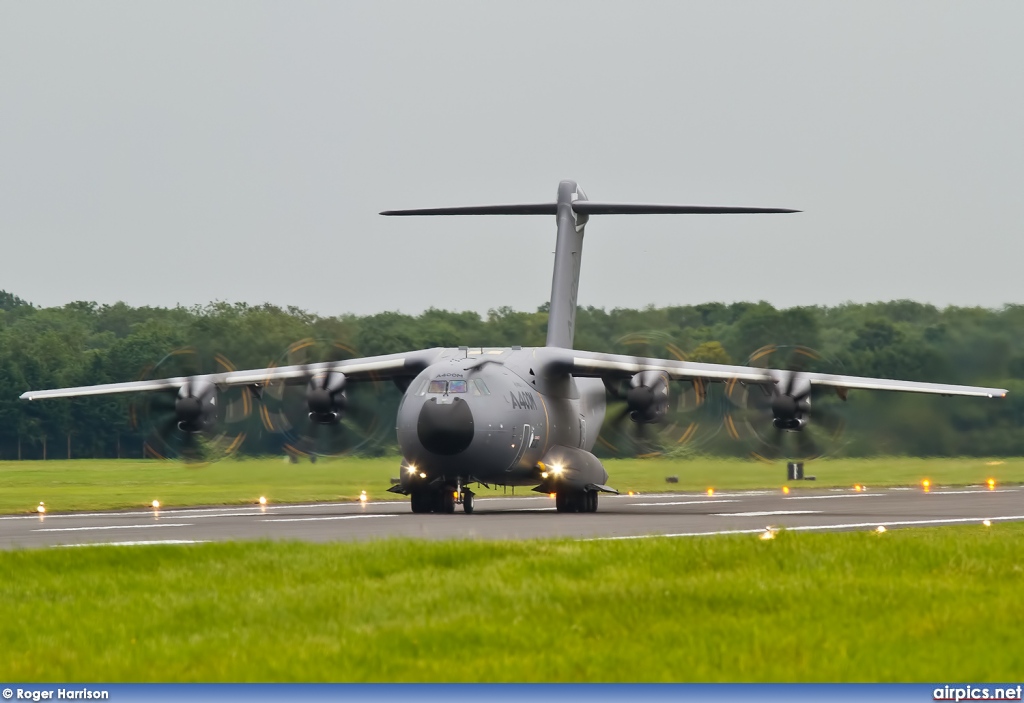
[262,514,397,523]
[715,510,822,517]
[57,540,208,547]
[630,500,740,507]
[785,493,883,500]
[35,523,193,533]
[588,514,1024,540]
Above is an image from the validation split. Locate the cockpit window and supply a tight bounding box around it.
[448,380,468,393]
[427,380,448,394]
[471,379,490,395]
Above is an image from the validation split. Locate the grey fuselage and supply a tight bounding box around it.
[395,347,606,486]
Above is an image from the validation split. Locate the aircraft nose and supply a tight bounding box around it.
[417,397,474,455]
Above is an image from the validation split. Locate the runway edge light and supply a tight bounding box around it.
[37,502,45,514]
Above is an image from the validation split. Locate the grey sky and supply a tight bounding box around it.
[2,2,1022,317]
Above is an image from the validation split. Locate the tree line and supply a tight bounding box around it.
[2,290,1022,459]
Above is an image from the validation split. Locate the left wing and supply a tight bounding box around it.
[550,349,1007,398]
[20,349,442,401]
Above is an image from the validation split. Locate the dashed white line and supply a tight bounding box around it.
[715,510,822,517]
[630,500,740,507]
[57,540,208,548]
[35,523,193,533]
[261,514,397,523]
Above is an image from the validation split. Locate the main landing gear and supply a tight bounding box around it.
[410,481,475,514]
[555,489,598,513]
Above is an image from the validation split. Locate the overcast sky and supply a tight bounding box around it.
[2,2,1022,317]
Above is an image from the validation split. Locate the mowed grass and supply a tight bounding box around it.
[1,456,1023,514]
[2,526,1022,682]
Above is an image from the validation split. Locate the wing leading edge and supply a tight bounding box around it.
[20,349,442,401]
[558,349,1007,399]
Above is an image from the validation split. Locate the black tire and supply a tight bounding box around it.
[555,491,569,513]
[587,491,599,513]
[410,491,430,513]
[440,487,456,514]
[463,492,475,514]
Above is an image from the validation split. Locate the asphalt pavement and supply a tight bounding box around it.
[2,484,1021,549]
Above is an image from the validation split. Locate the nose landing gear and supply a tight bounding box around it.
[409,479,475,514]
[555,489,598,513]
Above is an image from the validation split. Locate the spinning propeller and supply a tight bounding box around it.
[130,347,251,462]
[598,332,717,457]
[724,345,847,461]
[259,338,385,458]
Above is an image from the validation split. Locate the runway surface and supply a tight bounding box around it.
[2,484,1022,549]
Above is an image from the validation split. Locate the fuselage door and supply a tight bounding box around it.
[508,423,532,471]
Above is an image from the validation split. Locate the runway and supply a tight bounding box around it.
[2,484,1022,549]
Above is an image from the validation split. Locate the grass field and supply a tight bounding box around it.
[1,455,1022,515]
[1,525,1021,682]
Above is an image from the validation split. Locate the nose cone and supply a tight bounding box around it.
[417,397,474,456]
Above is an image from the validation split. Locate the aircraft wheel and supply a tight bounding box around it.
[439,486,456,514]
[463,492,475,514]
[555,491,569,513]
[586,491,599,513]
[410,491,430,514]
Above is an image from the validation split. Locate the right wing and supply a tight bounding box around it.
[553,349,1007,399]
[20,349,443,401]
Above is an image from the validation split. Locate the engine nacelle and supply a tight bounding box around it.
[306,371,347,424]
[175,379,218,433]
[627,370,670,423]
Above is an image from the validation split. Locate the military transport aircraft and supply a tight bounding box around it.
[21,180,1007,514]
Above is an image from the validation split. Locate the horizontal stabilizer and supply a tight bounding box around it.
[380,203,557,216]
[572,203,800,215]
[381,203,798,216]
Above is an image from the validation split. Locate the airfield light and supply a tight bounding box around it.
[360,491,368,503]
[782,486,790,495]
[987,479,996,490]
[854,484,863,492]
[37,502,45,514]
[759,528,776,541]
[707,488,714,496]
[875,525,887,534]
[983,520,992,527]
[628,491,634,496]
[151,500,160,509]
[922,479,931,492]
[259,496,267,505]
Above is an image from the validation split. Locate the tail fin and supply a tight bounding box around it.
[381,181,798,349]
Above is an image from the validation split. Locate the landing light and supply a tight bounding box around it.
[540,472,548,479]
[419,472,426,479]
[550,463,565,476]
[406,465,418,475]
[549,493,556,499]
[37,502,45,514]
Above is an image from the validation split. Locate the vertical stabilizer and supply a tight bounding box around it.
[546,180,588,348]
